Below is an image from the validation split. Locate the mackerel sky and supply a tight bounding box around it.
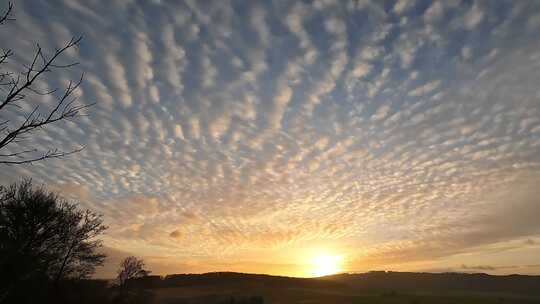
[1,0,540,277]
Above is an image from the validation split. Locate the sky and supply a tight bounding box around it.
[1,0,540,278]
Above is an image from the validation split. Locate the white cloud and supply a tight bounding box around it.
[189,117,201,140]
[104,53,133,108]
[372,104,391,121]
[351,62,372,78]
[461,46,472,60]
[408,80,441,97]
[394,0,415,15]
[463,3,484,30]
[423,1,445,23]
[270,86,293,131]
[174,124,185,140]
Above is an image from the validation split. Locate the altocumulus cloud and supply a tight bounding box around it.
[1,0,540,275]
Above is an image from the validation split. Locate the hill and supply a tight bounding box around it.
[324,271,540,296]
[123,271,540,304]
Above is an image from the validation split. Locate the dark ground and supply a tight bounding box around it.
[124,271,540,304]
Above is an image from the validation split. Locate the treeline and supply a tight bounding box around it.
[124,272,345,290]
[327,271,540,296]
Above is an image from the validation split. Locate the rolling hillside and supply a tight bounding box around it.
[123,271,540,304]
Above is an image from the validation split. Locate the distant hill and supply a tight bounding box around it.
[323,271,540,296]
[127,272,345,290]
[126,271,540,298]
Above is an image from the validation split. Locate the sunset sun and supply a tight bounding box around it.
[310,254,343,277]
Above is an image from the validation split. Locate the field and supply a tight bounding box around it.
[151,286,540,304]
[136,272,540,304]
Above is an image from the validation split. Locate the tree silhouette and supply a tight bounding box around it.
[0,179,107,301]
[117,256,151,286]
[0,2,92,165]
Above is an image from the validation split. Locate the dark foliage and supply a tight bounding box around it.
[218,296,264,304]
[112,289,156,304]
[0,179,107,303]
[157,295,263,304]
[56,279,114,304]
[117,256,151,286]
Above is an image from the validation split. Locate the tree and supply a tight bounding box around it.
[0,179,107,300]
[0,2,92,165]
[117,256,151,286]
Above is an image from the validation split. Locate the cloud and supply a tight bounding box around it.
[463,3,484,30]
[169,229,183,239]
[461,264,518,271]
[524,239,536,246]
[354,172,540,268]
[393,0,415,15]
[104,53,132,108]
[423,1,445,23]
[269,85,293,131]
[408,80,441,96]
[1,0,539,276]
[462,264,497,271]
[351,62,372,78]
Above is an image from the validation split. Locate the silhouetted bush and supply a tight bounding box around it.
[117,256,152,286]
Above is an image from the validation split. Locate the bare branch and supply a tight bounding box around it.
[0,36,82,112]
[0,146,84,165]
[0,148,37,157]
[0,49,13,66]
[0,6,91,166]
[0,2,13,25]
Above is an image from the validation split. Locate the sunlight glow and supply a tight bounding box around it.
[310,254,343,277]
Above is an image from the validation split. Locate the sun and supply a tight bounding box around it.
[310,254,343,277]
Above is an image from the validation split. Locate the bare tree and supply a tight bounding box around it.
[0,179,107,300]
[0,2,92,165]
[117,256,151,286]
